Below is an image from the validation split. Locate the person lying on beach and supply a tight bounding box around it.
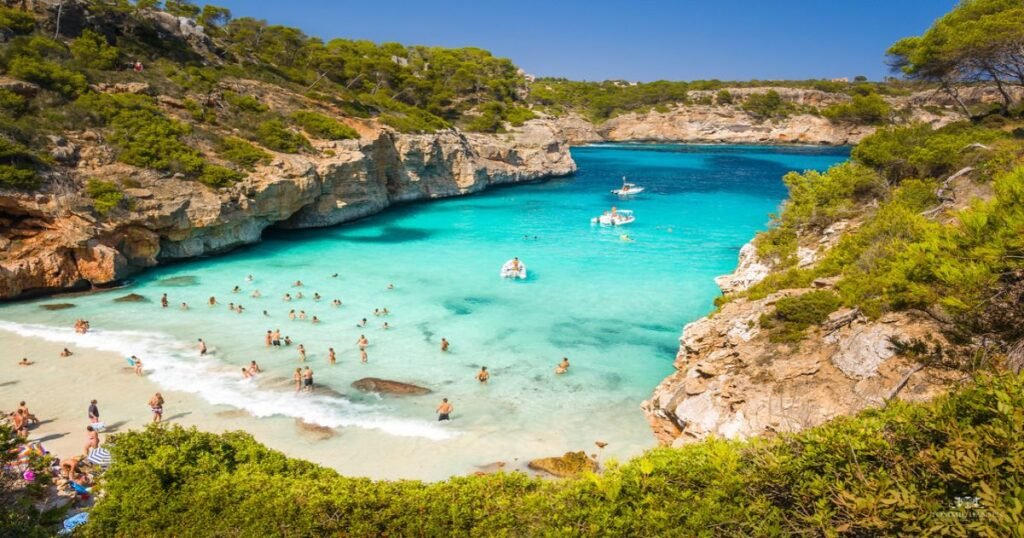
[60,348,73,357]
[248,361,261,374]
[18,357,34,366]
[436,398,453,421]
[148,393,164,423]
[440,338,449,352]
[17,402,38,424]
[555,357,570,375]
[477,366,489,383]
[60,456,82,480]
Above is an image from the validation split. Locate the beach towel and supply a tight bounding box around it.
[60,512,89,534]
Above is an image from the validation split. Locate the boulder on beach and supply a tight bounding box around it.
[40,303,76,311]
[295,420,336,440]
[114,293,148,303]
[351,377,432,395]
[527,451,598,477]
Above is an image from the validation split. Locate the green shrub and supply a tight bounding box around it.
[255,119,310,152]
[0,7,37,35]
[853,123,1004,183]
[716,89,733,104]
[85,178,124,215]
[197,164,244,188]
[217,136,270,169]
[760,290,841,342]
[822,93,891,124]
[742,90,793,119]
[0,89,28,115]
[0,137,45,189]
[290,110,358,140]
[504,105,536,126]
[0,164,40,189]
[81,373,1024,536]
[6,56,87,97]
[223,91,268,113]
[70,29,120,70]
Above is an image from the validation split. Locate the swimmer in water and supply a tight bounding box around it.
[440,338,449,352]
[356,335,369,349]
[313,293,321,301]
[208,296,217,306]
[387,283,394,290]
[358,318,367,327]
[312,316,320,324]
[248,361,261,374]
[373,308,380,317]
[293,368,302,392]
[293,280,303,287]
[555,357,570,374]
[246,274,254,282]
[233,286,241,293]
[228,302,236,312]
[297,344,306,362]
[283,293,292,302]
[180,302,189,310]
[251,290,261,298]
[263,310,269,317]
[284,336,292,346]
[298,310,307,321]
[288,309,296,321]
[382,308,390,316]
[328,348,336,365]
[382,321,390,330]
[436,398,453,421]
[161,293,168,308]
[296,292,304,299]
[302,366,314,391]
[242,367,252,379]
[265,331,273,347]
[360,349,368,363]
[476,366,489,383]
[198,338,207,356]
[272,330,281,346]
[236,304,244,314]
[331,273,338,278]
[332,299,341,307]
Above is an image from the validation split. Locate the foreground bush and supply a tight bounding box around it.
[84,373,1024,536]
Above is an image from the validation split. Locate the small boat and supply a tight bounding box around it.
[612,176,644,196]
[500,258,527,279]
[591,209,635,226]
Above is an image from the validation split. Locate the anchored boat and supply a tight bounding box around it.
[592,209,635,226]
[611,176,644,196]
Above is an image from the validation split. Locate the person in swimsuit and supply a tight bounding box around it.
[293,280,303,287]
[263,310,269,317]
[84,425,100,455]
[440,338,449,352]
[272,330,282,346]
[242,367,252,379]
[356,335,368,350]
[198,338,207,356]
[284,336,292,346]
[296,292,303,299]
[148,393,164,423]
[209,296,217,306]
[248,361,261,374]
[236,305,244,314]
[17,402,38,425]
[251,290,261,298]
[283,293,292,302]
[328,348,336,365]
[265,331,273,347]
[476,366,489,383]
[312,316,320,324]
[297,344,306,362]
[293,368,302,392]
[10,410,27,437]
[60,348,73,357]
[88,400,100,423]
[382,322,390,330]
[232,286,241,293]
[161,293,168,308]
[298,311,307,321]
[180,302,188,310]
[358,318,367,327]
[387,283,394,290]
[246,274,254,282]
[229,302,236,312]
[18,358,33,366]
[332,299,341,307]
[132,355,143,376]
[555,357,570,374]
[360,349,368,363]
[436,398,453,421]
[313,293,321,301]
[289,309,296,320]
[302,367,313,391]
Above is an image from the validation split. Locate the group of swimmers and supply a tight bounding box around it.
[73,319,90,334]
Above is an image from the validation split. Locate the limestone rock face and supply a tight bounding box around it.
[714,242,772,294]
[642,292,956,446]
[0,121,575,300]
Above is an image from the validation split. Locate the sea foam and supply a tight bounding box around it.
[0,321,456,440]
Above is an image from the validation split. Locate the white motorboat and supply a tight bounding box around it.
[611,177,644,196]
[591,209,635,226]
[500,258,527,279]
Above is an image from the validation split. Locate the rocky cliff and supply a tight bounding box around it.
[0,119,574,299]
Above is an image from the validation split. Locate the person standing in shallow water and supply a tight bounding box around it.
[293,368,302,392]
[476,366,489,383]
[303,367,314,391]
[198,338,207,356]
[328,348,336,365]
[436,398,453,421]
[555,357,570,374]
[440,338,449,352]
[161,293,168,308]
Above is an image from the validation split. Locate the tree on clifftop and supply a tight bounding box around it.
[887,0,1024,115]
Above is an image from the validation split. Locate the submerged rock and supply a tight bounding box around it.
[40,303,76,311]
[351,377,432,395]
[528,451,598,477]
[158,275,199,287]
[113,293,148,303]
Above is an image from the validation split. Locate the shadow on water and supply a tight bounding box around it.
[334,225,434,244]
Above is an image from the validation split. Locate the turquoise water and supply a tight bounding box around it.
[0,143,848,477]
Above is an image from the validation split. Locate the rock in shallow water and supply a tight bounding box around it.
[113,293,148,303]
[39,303,76,311]
[528,451,598,477]
[350,377,432,395]
[158,275,199,287]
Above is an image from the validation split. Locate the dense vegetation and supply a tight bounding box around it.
[67,373,1024,536]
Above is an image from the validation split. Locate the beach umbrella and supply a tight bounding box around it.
[86,447,112,467]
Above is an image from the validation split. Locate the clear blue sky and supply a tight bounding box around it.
[202,0,957,82]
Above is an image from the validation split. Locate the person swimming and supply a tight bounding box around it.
[387,283,394,290]
[246,274,254,282]
[180,302,188,310]
[382,322,390,330]
[293,280,303,287]
[251,290,261,298]
[476,366,489,383]
[332,299,341,307]
[232,286,241,293]
[283,293,292,301]
[296,291,304,299]
[440,338,449,352]
[284,336,292,346]
[297,344,306,362]
[328,348,336,365]
[248,361,261,374]
[312,316,320,324]
[555,357,570,374]
[298,310,307,321]
[358,318,367,327]
[242,367,252,379]
[263,310,269,317]
[209,296,217,306]
[313,292,321,301]
[288,309,296,321]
